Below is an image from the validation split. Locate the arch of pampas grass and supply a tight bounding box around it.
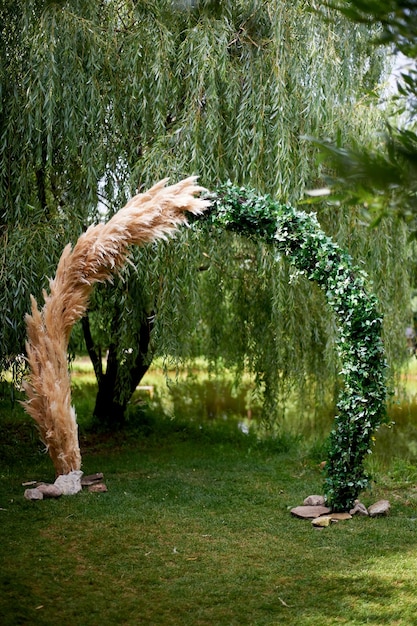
[22,177,210,476]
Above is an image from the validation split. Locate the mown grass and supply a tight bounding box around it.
[2,363,417,625]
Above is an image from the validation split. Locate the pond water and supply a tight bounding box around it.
[72,356,417,468]
[137,359,417,468]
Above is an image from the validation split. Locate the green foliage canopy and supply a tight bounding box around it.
[0,0,409,425]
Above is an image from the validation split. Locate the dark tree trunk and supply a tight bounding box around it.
[35,139,49,215]
[81,316,103,384]
[82,313,154,430]
[92,342,125,428]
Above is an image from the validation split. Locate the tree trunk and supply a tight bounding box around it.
[82,313,154,430]
[92,342,125,429]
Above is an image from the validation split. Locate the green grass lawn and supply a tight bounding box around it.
[2,405,417,626]
[2,359,417,625]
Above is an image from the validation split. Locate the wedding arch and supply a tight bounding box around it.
[206,182,387,510]
[22,179,387,510]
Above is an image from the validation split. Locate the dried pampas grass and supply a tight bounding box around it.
[22,177,209,476]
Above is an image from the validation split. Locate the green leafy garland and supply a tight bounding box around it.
[205,182,387,510]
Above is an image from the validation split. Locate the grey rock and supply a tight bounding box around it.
[368,499,390,517]
[24,488,44,501]
[291,505,331,519]
[37,483,63,498]
[303,495,326,506]
[349,500,369,516]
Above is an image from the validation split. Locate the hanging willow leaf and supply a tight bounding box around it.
[0,1,410,426]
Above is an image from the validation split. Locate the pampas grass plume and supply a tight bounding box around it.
[22,177,209,475]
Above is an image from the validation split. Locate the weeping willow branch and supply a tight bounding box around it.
[22,177,209,476]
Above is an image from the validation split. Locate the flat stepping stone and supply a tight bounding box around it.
[311,512,352,527]
[329,512,352,521]
[88,483,108,493]
[81,472,104,486]
[291,505,331,519]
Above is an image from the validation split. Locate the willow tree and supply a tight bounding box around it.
[0,0,409,427]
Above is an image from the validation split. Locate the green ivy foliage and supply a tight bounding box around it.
[206,182,387,510]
